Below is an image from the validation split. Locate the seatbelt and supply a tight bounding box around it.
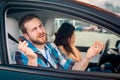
[36,53,54,68]
[8,33,19,44]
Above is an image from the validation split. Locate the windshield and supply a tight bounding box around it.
[76,0,120,16]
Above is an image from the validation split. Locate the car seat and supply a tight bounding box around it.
[45,18,55,42]
[7,17,19,64]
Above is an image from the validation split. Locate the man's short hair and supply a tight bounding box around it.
[19,14,39,33]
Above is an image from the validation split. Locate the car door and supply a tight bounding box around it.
[0,0,120,80]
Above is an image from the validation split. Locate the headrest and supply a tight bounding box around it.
[45,19,54,36]
[45,18,55,42]
[7,17,19,40]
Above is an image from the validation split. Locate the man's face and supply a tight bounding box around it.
[24,17,47,45]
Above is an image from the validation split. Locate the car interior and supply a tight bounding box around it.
[6,8,120,74]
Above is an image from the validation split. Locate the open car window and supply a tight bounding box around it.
[6,7,120,73]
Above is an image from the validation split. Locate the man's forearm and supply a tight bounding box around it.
[72,58,90,71]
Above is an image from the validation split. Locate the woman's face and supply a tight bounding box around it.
[69,32,76,45]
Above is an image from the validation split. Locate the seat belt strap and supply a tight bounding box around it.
[8,33,19,44]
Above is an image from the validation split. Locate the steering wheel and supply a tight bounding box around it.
[97,39,110,66]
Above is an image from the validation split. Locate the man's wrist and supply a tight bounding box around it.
[28,59,37,66]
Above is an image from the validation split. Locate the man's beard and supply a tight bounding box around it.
[30,33,47,45]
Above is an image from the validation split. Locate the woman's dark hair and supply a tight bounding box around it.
[54,22,75,54]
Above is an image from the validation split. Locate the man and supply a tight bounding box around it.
[15,14,104,71]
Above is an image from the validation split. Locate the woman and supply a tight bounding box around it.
[54,23,82,62]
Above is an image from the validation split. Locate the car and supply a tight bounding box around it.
[0,0,120,79]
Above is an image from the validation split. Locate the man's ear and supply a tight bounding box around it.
[23,33,29,40]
